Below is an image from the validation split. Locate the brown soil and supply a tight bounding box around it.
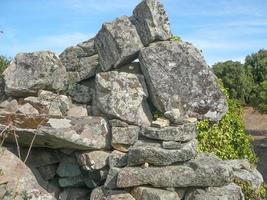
[243,107,267,185]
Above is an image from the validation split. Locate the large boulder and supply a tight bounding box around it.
[0,76,5,100]
[59,38,99,82]
[0,147,55,200]
[3,51,68,97]
[132,0,172,46]
[116,154,232,188]
[95,71,152,127]
[184,183,244,200]
[139,41,228,121]
[95,16,143,71]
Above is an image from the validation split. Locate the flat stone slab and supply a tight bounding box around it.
[184,183,244,200]
[139,41,228,121]
[0,114,111,150]
[127,139,197,166]
[117,154,232,188]
[95,16,143,71]
[142,123,197,142]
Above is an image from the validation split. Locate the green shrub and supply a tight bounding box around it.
[170,35,181,42]
[0,56,10,75]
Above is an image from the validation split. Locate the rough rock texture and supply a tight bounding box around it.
[184,183,244,200]
[0,147,55,200]
[68,83,93,104]
[128,139,197,166]
[90,187,134,200]
[117,154,232,188]
[76,151,110,170]
[17,103,39,115]
[132,0,171,46]
[139,41,228,121]
[112,126,140,146]
[3,51,67,97]
[142,123,196,142]
[109,150,128,168]
[95,71,152,126]
[0,114,111,150]
[0,77,5,100]
[95,16,143,71]
[131,186,179,200]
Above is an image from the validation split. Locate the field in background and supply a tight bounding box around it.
[243,107,267,185]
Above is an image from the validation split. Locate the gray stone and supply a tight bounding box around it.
[3,51,67,97]
[117,154,232,188]
[37,164,57,181]
[76,150,110,170]
[90,187,133,200]
[0,114,111,150]
[142,123,196,142]
[132,0,171,46]
[139,41,228,121]
[128,139,197,166]
[109,150,128,168]
[109,119,129,127]
[112,126,140,146]
[164,109,181,122]
[0,147,56,200]
[225,159,264,190]
[184,183,244,200]
[56,156,81,177]
[0,99,18,113]
[104,167,120,189]
[17,103,39,115]
[108,193,135,200]
[59,38,99,82]
[0,77,5,100]
[162,141,182,149]
[58,175,86,188]
[77,38,96,56]
[95,71,152,126]
[68,83,93,104]
[95,16,143,71]
[151,117,170,128]
[131,186,179,200]
[67,104,88,117]
[59,188,90,200]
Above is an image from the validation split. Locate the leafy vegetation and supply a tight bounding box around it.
[0,56,10,75]
[213,49,267,113]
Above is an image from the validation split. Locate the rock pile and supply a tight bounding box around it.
[0,0,263,199]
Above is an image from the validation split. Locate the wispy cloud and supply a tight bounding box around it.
[0,32,92,57]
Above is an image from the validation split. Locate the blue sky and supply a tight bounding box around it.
[0,0,266,65]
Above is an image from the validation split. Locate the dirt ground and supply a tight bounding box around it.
[243,107,267,185]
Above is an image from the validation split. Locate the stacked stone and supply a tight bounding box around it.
[0,0,264,199]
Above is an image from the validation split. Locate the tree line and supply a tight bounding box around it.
[213,49,267,113]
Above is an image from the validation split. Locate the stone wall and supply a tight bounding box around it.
[0,0,263,199]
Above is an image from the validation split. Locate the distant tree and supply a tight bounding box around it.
[213,61,253,104]
[245,49,267,84]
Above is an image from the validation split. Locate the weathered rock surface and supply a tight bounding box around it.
[59,188,90,200]
[17,103,39,115]
[0,114,111,150]
[142,123,196,142]
[117,154,232,188]
[131,186,179,200]
[109,150,128,168]
[3,51,67,97]
[56,156,81,177]
[132,0,171,46]
[0,99,19,113]
[95,71,152,126]
[0,76,5,100]
[76,150,110,170]
[139,41,227,121]
[67,104,88,117]
[184,183,244,200]
[95,16,143,71]
[0,147,55,200]
[128,139,197,166]
[68,83,93,104]
[90,186,134,200]
[112,125,140,146]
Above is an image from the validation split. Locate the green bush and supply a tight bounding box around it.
[0,56,10,75]
[197,98,257,165]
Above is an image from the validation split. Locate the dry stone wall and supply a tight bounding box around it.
[0,0,263,199]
